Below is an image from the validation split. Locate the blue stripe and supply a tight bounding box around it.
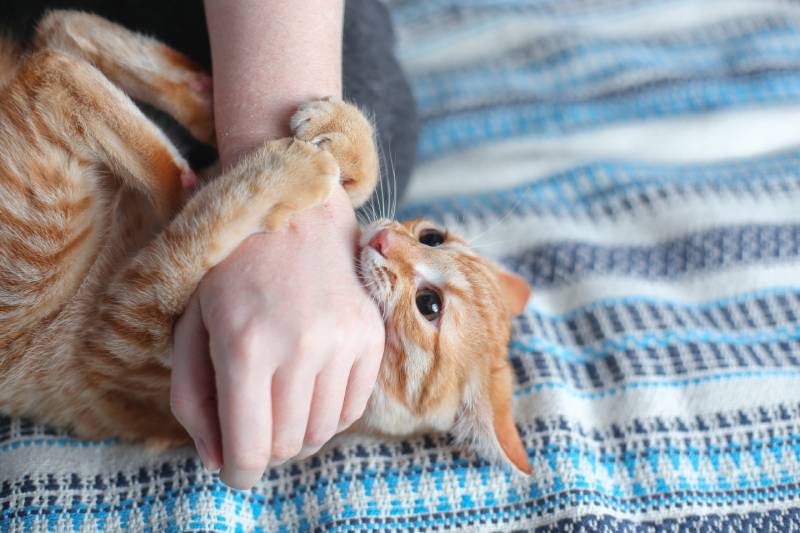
[539,510,800,533]
[507,223,800,287]
[524,286,800,322]
[0,436,117,453]
[515,368,800,398]
[414,21,800,112]
[418,71,800,160]
[7,480,800,532]
[512,325,800,363]
[397,152,800,221]
[392,0,681,25]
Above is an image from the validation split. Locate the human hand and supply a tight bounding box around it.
[170,184,385,489]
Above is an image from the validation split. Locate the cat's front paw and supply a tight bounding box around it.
[290,97,379,208]
[259,138,340,230]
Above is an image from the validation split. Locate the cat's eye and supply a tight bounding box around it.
[415,288,442,321]
[419,228,445,247]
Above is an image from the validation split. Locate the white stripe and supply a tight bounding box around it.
[449,192,800,257]
[404,104,800,204]
[529,263,800,314]
[535,499,800,527]
[514,371,800,431]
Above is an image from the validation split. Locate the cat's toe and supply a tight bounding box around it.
[281,140,340,209]
[290,98,340,140]
[289,99,379,208]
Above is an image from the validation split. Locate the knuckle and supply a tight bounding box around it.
[228,329,261,365]
[291,331,320,359]
[305,424,336,449]
[231,447,270,473]
[339,413,358,429]
[271,440,302,462]
[341,396,371,427]
[340,407,364,428]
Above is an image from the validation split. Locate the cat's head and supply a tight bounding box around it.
[358,218,532,474]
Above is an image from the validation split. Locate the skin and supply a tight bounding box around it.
[171,0,385,490]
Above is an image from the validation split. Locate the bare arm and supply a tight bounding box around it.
[171,1,385,490]
[205,0,343,164]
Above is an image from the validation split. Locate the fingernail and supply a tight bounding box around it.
[219,467,262,490]
[195,437,219,472]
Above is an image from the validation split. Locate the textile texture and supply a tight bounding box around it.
[4,0,800,531]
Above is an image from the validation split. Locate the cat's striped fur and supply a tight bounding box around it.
[0,10,373,447]
[0,11,531,474]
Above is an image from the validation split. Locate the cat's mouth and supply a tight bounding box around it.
[358,246,388,311]
[358,223,393,314]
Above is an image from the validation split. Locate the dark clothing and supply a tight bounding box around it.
[2,0,418,204]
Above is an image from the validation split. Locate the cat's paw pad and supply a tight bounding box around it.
[289,98,379,208]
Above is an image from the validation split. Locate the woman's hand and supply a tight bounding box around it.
[167,0,385,490]
[171,185,385,489]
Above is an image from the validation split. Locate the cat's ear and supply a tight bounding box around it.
[487,362,532,475]
[458,362,532,476]
[496,268,531,315]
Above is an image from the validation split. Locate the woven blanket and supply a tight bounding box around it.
[5,0,800,530]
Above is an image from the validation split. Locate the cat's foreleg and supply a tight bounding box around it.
[85,139,339,370]
[33,10,214,145]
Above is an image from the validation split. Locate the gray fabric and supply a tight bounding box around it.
[344,0,418,209]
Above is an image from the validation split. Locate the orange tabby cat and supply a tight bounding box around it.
[0,11,532,474]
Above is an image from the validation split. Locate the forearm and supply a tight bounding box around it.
[204,0,344,166]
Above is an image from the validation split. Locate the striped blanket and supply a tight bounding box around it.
[4,0,800,530]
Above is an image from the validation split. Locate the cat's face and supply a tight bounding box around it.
[358,218,532,474]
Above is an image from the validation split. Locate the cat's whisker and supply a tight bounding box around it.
[376,140,386,220]
[376,134,397,221]
[467,192,525,247]
[366,185,379,224]
[386,146,398,221]
[355,211,370,227]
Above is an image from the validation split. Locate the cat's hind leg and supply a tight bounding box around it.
[33,10,214,146]
[16,49,194,219]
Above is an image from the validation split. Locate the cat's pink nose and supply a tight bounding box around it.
[368,229,393,257]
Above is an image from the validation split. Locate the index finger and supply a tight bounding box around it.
[171,296,222,471]
[212,330,274,489]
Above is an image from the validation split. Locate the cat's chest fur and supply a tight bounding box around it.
[359,384,460,436]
